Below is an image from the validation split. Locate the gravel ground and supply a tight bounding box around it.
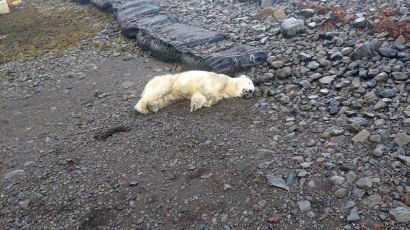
[1,0,410,229]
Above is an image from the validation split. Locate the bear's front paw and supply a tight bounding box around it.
[135,104,149,114]
[147,101,159,113]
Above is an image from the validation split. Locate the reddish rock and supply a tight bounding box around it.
[372,223,384,229]
[254,8,275,20]
[267,214,281,223]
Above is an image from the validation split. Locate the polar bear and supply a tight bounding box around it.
[134,70,254,114]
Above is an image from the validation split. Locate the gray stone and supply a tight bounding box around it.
[299,52,312,61]
[280,18,305,38]
[378,48,397,58]
[375,72,388,81]
[395,35,405,45]
[330,100,340,115]
[391,72,408,81]
[287,172,296,185]
[4,169,25,180]
[341,47,353,56]
[319,75,335,85]
[307,22,316,29]
[335,188,347,198]
[331,175,346,185]
[307,61,319,70]
[309,73,322,80]
[373,101,386,111]
[379,89,395,98]
[300,9,315,18]
[352,129,370,143]
[365,79,377,88]
[121,81,135,89]
[352,44,373,60]
[347,207,360,222]
[23,161,35,167]
[397,52,409,59]
[256,149,275,158]
[271,60,284,69]
[399,7,408,15]
[298,200,311,213]
[345,171,357,184]
[276,67,292,78]
[329,51,343,61]
[319,59,331,67]
[19,199,31,210]
[394,133,410,147]
[298,170,308,177]
[258,161,271,169]
[352,17,366,28]
[265,174,289,191]
[389,207,410,223]
[368,68,379,77]
[343,201,356,210]
[260,0,274,8]
[340,163,355,171]
[397,155,410,167]
[356,177,373,190]
[352,188,365,198]
[372,145,385,157]
[369,135,381,143]
[362,194,382,208]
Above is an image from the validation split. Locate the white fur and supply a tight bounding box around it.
[134,70,254,114]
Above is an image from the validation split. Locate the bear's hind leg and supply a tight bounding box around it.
[203,96,222,108]
[190,93,207,112]
[147,92,181,112]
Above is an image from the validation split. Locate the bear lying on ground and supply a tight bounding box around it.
[135,70,254,114]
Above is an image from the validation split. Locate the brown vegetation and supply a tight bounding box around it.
[0,2,110,64]
[298,1,409,42]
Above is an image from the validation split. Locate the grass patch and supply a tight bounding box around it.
[0,2,111,64]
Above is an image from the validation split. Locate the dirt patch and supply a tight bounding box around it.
[94,126,131,141]
[0,2,111,64]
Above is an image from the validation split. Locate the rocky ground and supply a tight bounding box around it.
[1,0,409,229]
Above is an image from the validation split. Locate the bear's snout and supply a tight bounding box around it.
[242,88,254,98]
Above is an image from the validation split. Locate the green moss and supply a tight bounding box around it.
[0,71,12,78]
[0,2,111,64]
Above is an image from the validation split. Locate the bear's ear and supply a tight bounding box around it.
[239,75,247,79]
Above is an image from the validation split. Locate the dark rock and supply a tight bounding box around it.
[391,72,408,81]
[329,51,343,61]
[265,174,289,191]
[397,52,409,59]
[378,47,397,58]
[379,89,395,98]
[330,100,340,115]
[352,44,373,60]
[299,52,312,61]
[352,17,366,28]
[365,79,377,88]
[359,69,368,79]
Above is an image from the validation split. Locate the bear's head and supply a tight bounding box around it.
[236,75,254,98]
